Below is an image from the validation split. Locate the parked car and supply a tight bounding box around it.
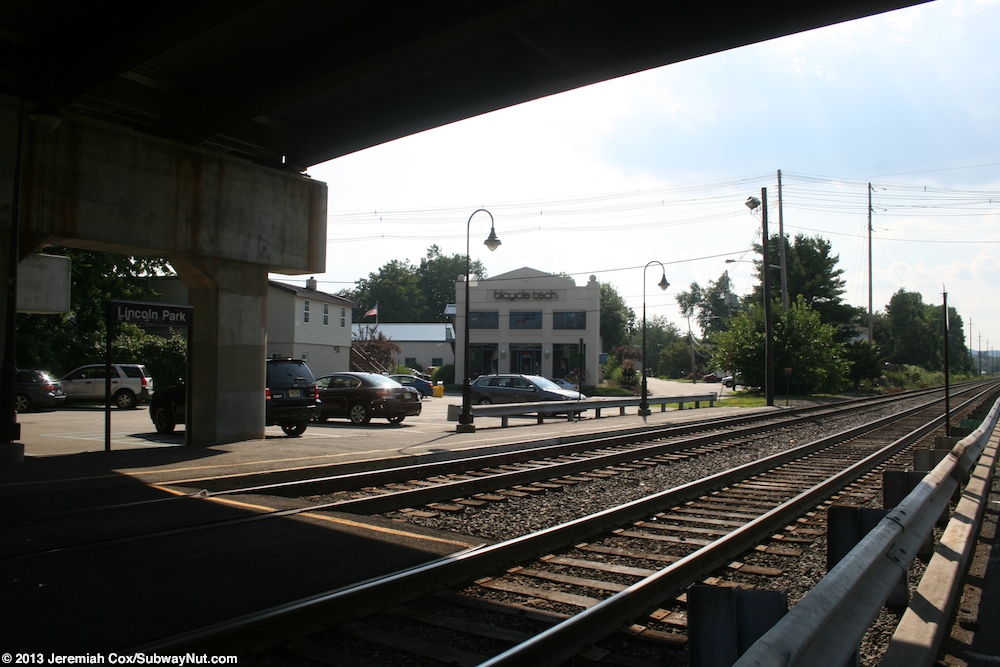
[148,358,319,436]
[548,377,579,391]
[60,363,153,409]
[701,372,721,383]
[388,373,434,397]
[14,369,66,412]
[469,374,585,405]
[722,375,736,388]
[266,358,319,436]
[149,383,185,434]
[315,372,422,425]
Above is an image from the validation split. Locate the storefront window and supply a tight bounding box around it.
[552,343,583,379]
[553,311,586,330]
[510,311,542,330]
[470,311,499,329]
[469,343,498,377]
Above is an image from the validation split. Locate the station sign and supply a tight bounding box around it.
[109,299,192,327]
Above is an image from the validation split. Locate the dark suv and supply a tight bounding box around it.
[150,359,319,437]
[265,358,319,436]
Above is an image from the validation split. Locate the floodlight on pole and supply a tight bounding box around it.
[639,261,669,419]
[457,208,501,433]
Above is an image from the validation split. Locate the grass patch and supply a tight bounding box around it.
[718,391,769,407]
[590,385,636,397]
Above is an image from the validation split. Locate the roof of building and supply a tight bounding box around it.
[352,323,455,342]
[487,267,570,283]
[269,280,355,306]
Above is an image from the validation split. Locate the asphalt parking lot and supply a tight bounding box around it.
[13,378,736,461]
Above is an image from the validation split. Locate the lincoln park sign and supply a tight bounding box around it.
[109,299,192,326]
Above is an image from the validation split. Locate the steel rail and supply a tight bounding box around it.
[476,392,989,667]
[203,388,953,508]
[182,386,950,494]
[3,387,954,530]
[136,388,977,655]
[735,392,1000,667]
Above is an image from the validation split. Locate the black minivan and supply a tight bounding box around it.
[265,358,319,436]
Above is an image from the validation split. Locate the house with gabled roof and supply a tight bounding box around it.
[265,278,355,373]
[352,322,455,373]
[147,276,355,375]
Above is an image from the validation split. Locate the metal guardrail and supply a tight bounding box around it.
[735,392,1000,667]
[447,394,719,427]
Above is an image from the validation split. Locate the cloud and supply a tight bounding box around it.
[295,0,1000,343]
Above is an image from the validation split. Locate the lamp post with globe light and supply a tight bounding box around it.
[639,261,669,418]
[745,190,774,407]
[457,209,501,433]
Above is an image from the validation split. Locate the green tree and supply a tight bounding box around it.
[844,339,882,390]
[346,246,486,323]
[772,296,849,393]
[714,297,847,394]
[658,339,693,378]
[416,245,486,322]
[883,289,938,368]
[675,271,740,336]
[628,314,682,376]
[352,259,427,323]
[926,302,972,374]
[111,325,188,386]
[600,282,634,352]
[750,234,854,334]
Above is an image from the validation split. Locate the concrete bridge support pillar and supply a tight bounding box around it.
[173,258,269,445]
[1,101,326,450]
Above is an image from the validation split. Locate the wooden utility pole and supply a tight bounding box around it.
[868,183,874,344]
[777,170,788,311]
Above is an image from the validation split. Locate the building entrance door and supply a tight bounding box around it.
[511,345,542,375]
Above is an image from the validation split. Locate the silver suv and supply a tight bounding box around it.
[60,363,154,409]
[469,374,584,404]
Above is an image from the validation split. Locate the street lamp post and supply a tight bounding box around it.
[745,189,774,407]
[639,261,669,418]
[457,209,501,433]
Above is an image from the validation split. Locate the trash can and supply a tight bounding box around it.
[433,383,445,398]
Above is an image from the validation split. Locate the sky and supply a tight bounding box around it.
[274,0,1000,356]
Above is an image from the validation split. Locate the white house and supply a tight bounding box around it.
[267,278,354,374]
[352,322,455,372]
[148,276,354,375]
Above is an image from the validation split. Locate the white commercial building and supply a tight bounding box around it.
[454,267,601,385]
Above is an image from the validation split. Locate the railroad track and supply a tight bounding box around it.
[139,385,999,665]
[0,387,962,562]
